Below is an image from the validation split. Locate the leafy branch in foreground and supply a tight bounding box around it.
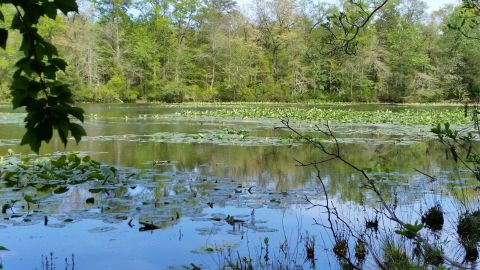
[280,119,469,269]
[0,1,85,153]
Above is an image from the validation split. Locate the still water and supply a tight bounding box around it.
[0,104,471,269]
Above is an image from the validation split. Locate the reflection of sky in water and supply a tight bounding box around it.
[0,104,476,268]
[1,206,328,269]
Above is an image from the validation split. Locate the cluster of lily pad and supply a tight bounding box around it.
[0,152,122,215]
[0,152,312,234]
[177,108,469,126]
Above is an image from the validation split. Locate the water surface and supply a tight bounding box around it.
[0,103,473,269]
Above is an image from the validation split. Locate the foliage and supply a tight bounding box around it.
[0,152,118,196]
[457,211,480,243]
[0,1,85,153]
[382,239,416,270]
[0,151,123,250]
[178,107,470,126]
[394,220,423,239]
[421,204,444,231]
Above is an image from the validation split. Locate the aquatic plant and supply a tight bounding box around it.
[0,152,119,194]
[423,246,444,267]
[215,232,319,270]
[395,221,424,239]
[305,233,315,262]
[178,107,469,126]
[333,238,349,258]
[463,242,479,262]
[457,211,480,243]
[382,240,414,270]
[283,120,470,269]
[354,239,367,263]
[421,204,444,232]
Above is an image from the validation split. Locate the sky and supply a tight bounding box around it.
[427,0,460,11]
[237,0,461,13]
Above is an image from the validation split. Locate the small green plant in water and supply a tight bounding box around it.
[383,240,414,270]
[354,239,367,263]
[395,221,423,239]
[421,204,444,232]
[263,237,270,264]
[424,246,444,267]
[457,211,480,243]
[305,233,315,261]
[333,238,348,258]
[457,210,480,261]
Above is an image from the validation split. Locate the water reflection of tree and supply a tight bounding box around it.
[283,120,469,269]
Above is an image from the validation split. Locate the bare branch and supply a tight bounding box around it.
[283,119,471,269]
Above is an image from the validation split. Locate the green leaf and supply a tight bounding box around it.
[0,246,8,251]
[43,2,58,19]
[43,41,58,57]
[14,57,30,69]
[69,123,86,143]
[1,171,15,181]
[101,166,115,179]
[54,155,67,167]
[0,28,7,50]
[19,36,33,56]
[54,0,79,15]
[50,58,67,71]
[23,4,42,24]
[86,197,95,204]
[87,172,104,179]
[69,106,85,122]
[68,160,80,170]
[57,92,74,104]
[24,195,36,204]
[36,121,54,144]
[68,153,80,163]
[0,10,4,22]
[10,12,22,30]
[43,65,58,79]
[54,186,69,194]
[56,120,70,146]
[21,129,41,154]
[1,204,10,214]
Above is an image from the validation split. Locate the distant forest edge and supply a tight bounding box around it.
[0,0,479,103]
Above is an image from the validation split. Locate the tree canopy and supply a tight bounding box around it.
[1,0,473,104]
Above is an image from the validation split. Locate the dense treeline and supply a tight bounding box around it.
[0,0,479,103]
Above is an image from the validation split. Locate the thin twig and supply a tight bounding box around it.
[414,168,437,182]
[283,119,470,269]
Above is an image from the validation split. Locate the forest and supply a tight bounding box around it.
[1,0,479,103]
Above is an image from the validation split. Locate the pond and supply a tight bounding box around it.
[0,103,475,269]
